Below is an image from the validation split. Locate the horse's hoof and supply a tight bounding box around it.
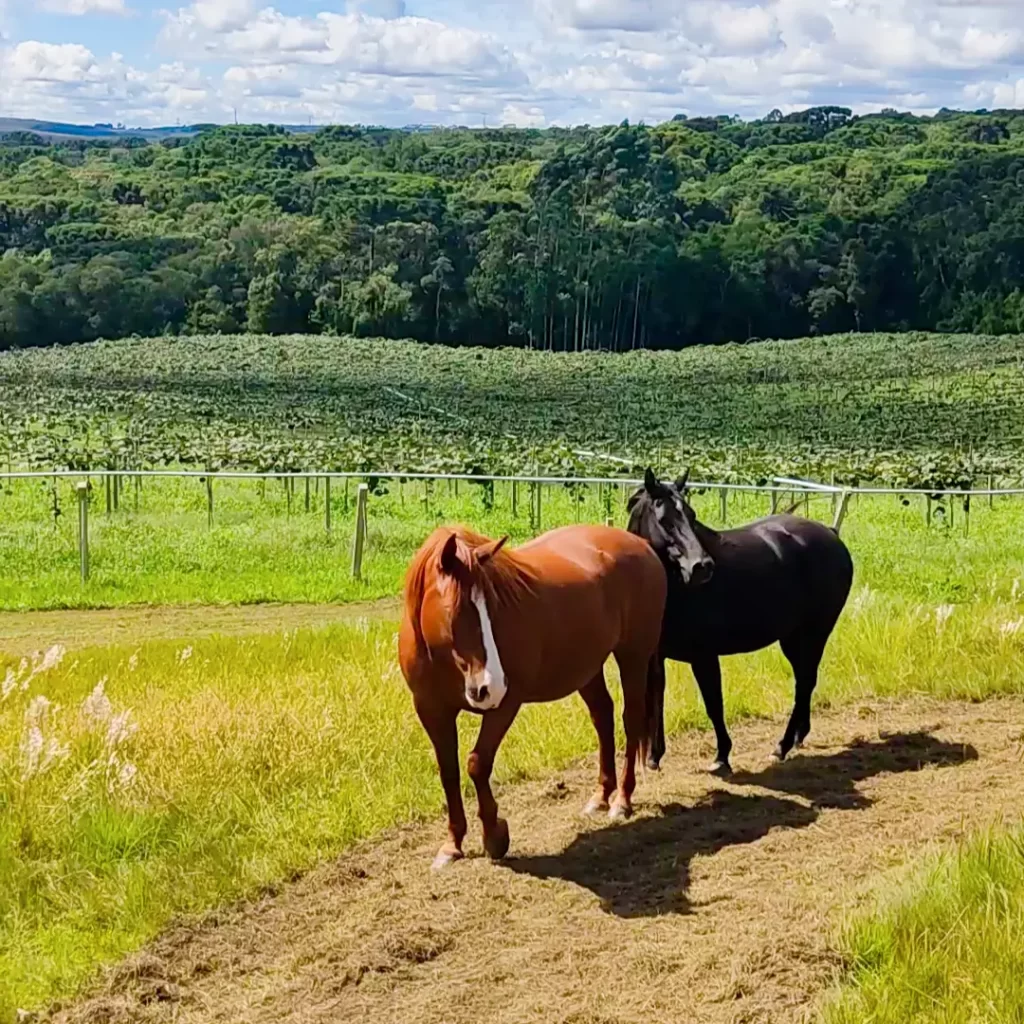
[583,795,610,816]
[772,747,787,763]
[431,847,464,872]
[709,759,732,777]
[646,756,661,771]
[484,818,510,860]
[608,799,633,821]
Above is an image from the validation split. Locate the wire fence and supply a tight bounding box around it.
[3,467,1024,495]
[0,467,1014,587]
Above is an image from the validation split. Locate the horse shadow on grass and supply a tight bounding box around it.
[502,732,977,919]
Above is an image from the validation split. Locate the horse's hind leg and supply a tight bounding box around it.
[776,633,827,761]
[610,653,648,820]
[692,655,733,775]
[579,671,617,815]
[467,700,520,860]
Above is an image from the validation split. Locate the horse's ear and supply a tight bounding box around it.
[477,536,508,565]
[644,467,659,495]
[438,532,461,576]
[674,469,690,492]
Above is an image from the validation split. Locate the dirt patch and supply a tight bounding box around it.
[38,697,1024,1024]
[0,599,399,655]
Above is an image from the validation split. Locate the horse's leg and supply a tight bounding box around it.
[610,654,647,820]
[579,671,617,815]
[692,655,732,775]
[776,633,827,761]
[467,700,521,860]
[645,656,667,771]
[415,700,467,870]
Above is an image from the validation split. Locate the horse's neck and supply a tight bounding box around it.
[479,554,537,609]
[694,519,721,551]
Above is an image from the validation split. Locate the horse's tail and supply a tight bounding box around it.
[640,654,658,765]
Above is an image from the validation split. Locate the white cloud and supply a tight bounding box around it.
[39,0,127,13]
[4,0,1024,128]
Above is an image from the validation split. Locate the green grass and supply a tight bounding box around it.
[822,825,1024,1024]
[3,573,1024,1020]
[2,477,1024,609]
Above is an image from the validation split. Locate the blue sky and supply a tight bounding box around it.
[2,0,1024,128]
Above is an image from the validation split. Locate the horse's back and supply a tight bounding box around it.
[521,524,666,659]
[665,514,853,660]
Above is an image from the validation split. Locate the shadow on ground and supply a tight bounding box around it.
[731,731,979,809]
[503,732,977,918]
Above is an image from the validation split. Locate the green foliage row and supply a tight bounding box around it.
[5,108,1024,350]
[1,331,1023,490]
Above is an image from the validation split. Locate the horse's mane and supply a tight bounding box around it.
[403,526,538,650]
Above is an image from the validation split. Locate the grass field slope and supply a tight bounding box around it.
[3,329,1024,1022]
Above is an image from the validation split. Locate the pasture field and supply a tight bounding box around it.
[2,477,1024,610]
[2,330,1024,1023]
[0,331,1024,488]
[3,535,1024,1020]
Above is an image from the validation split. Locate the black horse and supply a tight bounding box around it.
[628,469,854,774]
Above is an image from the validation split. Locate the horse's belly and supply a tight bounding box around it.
[665,602,798,660]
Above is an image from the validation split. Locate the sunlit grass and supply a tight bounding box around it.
[3,581,1024,1019]
[822,824,1024,1024]
[2,478,1024,610]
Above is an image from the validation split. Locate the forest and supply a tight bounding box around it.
[3,105,1024,351]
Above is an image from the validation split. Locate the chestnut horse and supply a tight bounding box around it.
[399,524,666,869]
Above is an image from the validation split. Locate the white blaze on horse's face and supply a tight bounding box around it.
[463,587,507,711]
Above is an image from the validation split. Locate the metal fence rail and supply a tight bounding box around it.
[1,468,1012,584]
[1,468,1023,497]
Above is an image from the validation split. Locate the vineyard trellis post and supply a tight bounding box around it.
[351,483,369,580]
[833,489,852,534]
[77,481,90,583]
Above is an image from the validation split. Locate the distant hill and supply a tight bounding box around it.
[0,117,332,142]
[0,117,201,141]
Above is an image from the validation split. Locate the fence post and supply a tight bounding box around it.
[325,476,332,536]
[77,481,90,582]
[989,474,995,510]
[964,483,972,538]
[305,476,311,513]
[770,488,779,515]
[833,489,852,535]
[105,472,112,516]
[926,495,932,527]
[512,479,518,517]
[535,479,543,534]
[719,486,727,524]
[206,475,214,530]
[351,483,369,580]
